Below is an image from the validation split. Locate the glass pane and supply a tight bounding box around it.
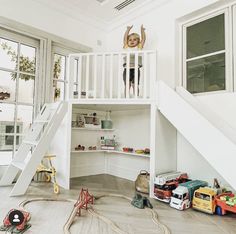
[18,74,35,103]
[15,135,23,150]
[17,105,33,134]
[53,81,64,102]
[19,44,36,74]
[0,38,18,70]
[187,53,225,93]
[53,54,66,80]
[0,70,16,101]
[0,103,15,121]
[0,135,13,151]
[74,59,78,83]
[187,14,225,59]
[73,85,78,98]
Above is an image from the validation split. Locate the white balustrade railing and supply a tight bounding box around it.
[67,50,157,100]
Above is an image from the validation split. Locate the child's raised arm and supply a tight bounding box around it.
[123,25,133,48]
[140,25,146,49]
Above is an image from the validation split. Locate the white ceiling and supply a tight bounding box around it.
[33,0,161,26]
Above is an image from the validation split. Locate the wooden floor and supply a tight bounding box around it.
[0,174,236,234]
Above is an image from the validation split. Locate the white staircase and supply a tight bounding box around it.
[0,101,68,196]
[158,81,236,190]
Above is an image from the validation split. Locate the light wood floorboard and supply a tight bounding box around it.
[0,174,235,234]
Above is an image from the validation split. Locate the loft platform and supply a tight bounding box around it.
[67,50,157,102]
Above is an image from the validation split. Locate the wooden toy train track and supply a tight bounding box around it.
[18,189,170,234]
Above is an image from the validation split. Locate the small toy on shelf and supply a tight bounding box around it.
[88,146,97,150]
[135,149,144,154]
[84,112,100,129]
[123,147,134,153]
[100,135,117,150]
[75,145,85,151]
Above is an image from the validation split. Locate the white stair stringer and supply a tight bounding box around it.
[0,101,68,196]
[157,81,236,190]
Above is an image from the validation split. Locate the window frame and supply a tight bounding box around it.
[0,17,91,165]
[233,4,236,91]
[182,8,232,95]
[51,43,82,102]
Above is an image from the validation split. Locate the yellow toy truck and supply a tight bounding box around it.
[192,187,236,215]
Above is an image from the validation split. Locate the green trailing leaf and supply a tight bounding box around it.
[0,42,35,81]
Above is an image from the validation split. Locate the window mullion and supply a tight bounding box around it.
[186,50,226,62]
[12,42,21,157]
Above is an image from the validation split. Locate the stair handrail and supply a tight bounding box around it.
[176,85,236,145]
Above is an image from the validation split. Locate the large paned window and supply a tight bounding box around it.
[183,12,228,94]
[52,45,80,102]
[0,28,39,164]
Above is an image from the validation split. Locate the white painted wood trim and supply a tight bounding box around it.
[134,53,138,99]
[94,54,97,99]
[118,54,122,99]
[78,55,82,100]
[125,54,130,98]
[233,5,236,91]
[186,50,226,62]
[149,103,157,198]
[85,55,90,99]
[101,54,105,98]
[143,52,147,98]
[109,54,113,99]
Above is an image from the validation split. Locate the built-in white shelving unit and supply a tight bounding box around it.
[69,103,151,182]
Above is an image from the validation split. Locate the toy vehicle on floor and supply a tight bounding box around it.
[192,187,236,215]
[154,171,188,186]
[0,209,31,234]
[154,171,189,203]
[170,180,208,210]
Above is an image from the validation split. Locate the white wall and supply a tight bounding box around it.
[0,0,107,51]
[177,134,229,187]
[198,93,236,129]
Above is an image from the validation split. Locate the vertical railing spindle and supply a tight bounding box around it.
[101,54,105,98]
[134,52,138,99]
[118,53,122,99]
[77,55,82,99]
[109,54,113,99]
[94,54,97,99]
[68,55,74,100]
[143,52,147,98]
[125,53,130,99]
[85,55,89,99]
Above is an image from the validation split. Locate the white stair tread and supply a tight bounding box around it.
[23,140,38,146]
[12,161,26,170]
[34,120,49,123]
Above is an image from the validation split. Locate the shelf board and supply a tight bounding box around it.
[71,150,105,153]
[71,149,150,158]
[72,127,115,131]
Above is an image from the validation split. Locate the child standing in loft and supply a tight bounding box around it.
[123,25,146,97]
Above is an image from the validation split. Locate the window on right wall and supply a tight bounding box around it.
[183,12,227,94]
